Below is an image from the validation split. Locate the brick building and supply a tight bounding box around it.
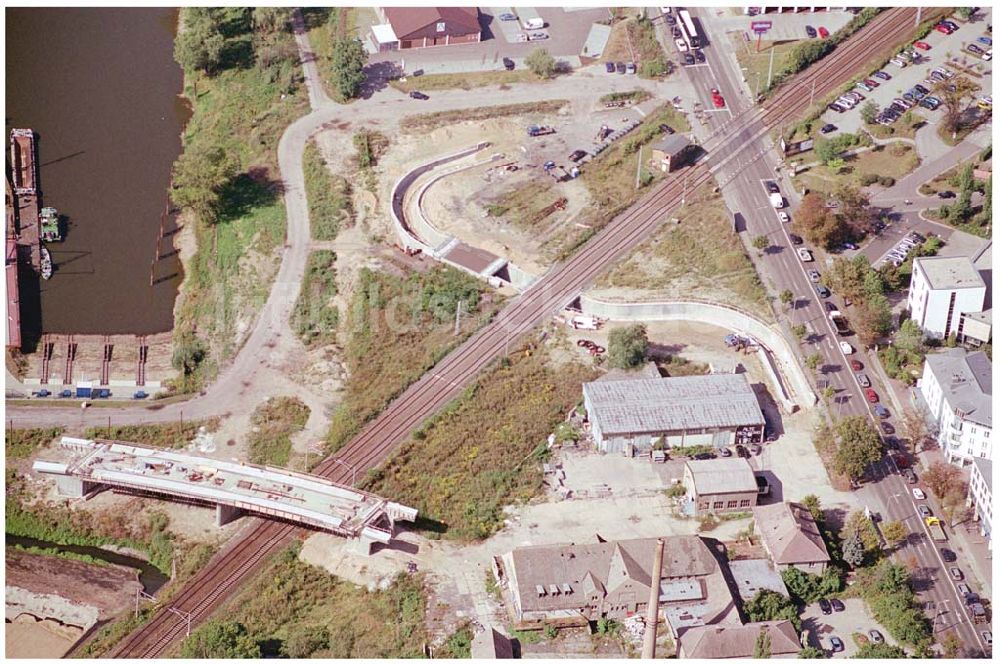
[373,7,481,51]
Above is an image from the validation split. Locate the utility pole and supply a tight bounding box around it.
[766,43,776,90]
[915,7,922,26]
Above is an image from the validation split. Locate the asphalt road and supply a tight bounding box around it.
[691,8,988,655]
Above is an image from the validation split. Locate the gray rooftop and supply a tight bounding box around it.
[972,457,992,495]
[727,559,789,602]
[685,458,758,495]
[914,256,987,291]
[925,348,992,428]
[652,133,692,155]
[583,374,764,436]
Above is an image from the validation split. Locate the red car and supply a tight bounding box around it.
[818,26,829,38]
[711,88,725,108]
[864,388,879,403]
[934,23,953,34]
[914,41,932,50]
[850,359,863,371]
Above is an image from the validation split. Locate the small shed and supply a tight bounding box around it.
[650,134,693,172]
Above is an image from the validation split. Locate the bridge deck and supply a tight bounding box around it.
[38,438,415,537]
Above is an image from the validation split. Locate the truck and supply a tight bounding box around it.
[527,124,555,137]
[830,312,850,335]
[925,516,947,541]
[522,17,545,30]
[769,192,784,208]
[797,247,813,262]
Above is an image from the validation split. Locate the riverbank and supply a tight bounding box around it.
[167,8,309,392]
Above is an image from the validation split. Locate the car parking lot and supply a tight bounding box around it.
[802,597,898,658]
[816,14,993,136]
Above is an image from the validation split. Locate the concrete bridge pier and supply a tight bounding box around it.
[216,504,244,527]
[55,476,100,498]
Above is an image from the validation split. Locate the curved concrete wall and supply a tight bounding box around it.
[389,142,490,255]
[579,295,816,412]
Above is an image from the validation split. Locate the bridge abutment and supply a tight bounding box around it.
[215,504,244,527]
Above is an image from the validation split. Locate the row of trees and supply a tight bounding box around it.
[175,8,292,76]
[824,255,892,347]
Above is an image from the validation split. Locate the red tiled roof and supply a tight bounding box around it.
[383,7,480,39]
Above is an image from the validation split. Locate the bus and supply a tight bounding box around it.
[677,9,701,49]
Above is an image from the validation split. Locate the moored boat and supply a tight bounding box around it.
[40,246,53,280]
[40,206,61,241]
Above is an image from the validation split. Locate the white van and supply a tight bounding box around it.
[522,17,545,30]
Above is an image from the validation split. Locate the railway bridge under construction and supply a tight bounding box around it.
[33,437,418,552]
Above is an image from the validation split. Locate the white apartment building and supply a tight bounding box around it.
[918,348,992,466]
[907,256,987,342]
[967,457,992,549]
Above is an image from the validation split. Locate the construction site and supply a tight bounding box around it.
[33,437,418,550]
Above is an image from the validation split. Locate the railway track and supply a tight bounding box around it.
[110,8,919,657]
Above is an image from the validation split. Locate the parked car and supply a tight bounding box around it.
[830,598,845,612]
[815,285,831,298]
[694,49,706,63]
[778,211,790,222]
[683,52,695,66]
[829,636,844,652]
[942,20,959,31]
[914,83,930,95]
[981,630,992,646]
[719,447,733,457]
[807,269,821,282]
[864,78,880,88]
[765,181,780,194]
[568,149,587,162]
[912,487,926,500]
[936,190,957,200]
[35,389,51,397]
[977,36,992,46]
[625,62,636,74]
[675,38,688,52]
[874,70,892,80]
[856,80,874,92]
[805,25,817,38]
[750,443,762,455]
[789,233,804,245]
[409,91,429,100]
[949,567,964,581]
[903,468,917,483]
[881,421,895,435]
[850,359,863,371]
[710,88,725,108]
[864,388,879,403]
[133,390,149,400]
[819,598,832,615]
[918,504,932,518]
[616,61,627,74]
[874,404,890,419]
[940,548,957,563]
[659,123,675,135]
[957,582,972,596]
[934,23,954,35]
[605,61,616,73]
[693,451,717,460]
[503,57,515,71]
[818,26,829,38]
[920,96,941,110]
[528,31,549,41]
[868,630,884,644]
[914,40,931,50]
[735,445,750,458]
[827,102,846,113]
[498,12,517,21]
[840,341,854,355]
[666,14,676,25]
[820,123,837,134]
[856,373,871,388]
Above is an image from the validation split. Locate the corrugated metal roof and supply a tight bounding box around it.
[584,374,764,435]
[685,458,758,495]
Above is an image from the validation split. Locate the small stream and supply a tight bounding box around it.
[7,535,170,594]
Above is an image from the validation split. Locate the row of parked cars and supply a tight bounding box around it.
[882,230,927,268]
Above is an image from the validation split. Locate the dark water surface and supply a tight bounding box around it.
[6,8,187,336]
[8,534,170,594]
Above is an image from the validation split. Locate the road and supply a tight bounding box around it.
[690,7,988,655]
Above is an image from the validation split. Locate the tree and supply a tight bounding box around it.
[834,416,883,481]
[170,144,240,222]
[826,256,871,303]
[894,319,925,356]
[525,48,557,78]
[853,643,907,658]
[835,184,872,235]
[753,628,772,659]
[801,494,822,523]
[955,7,976,20]
[172,332,207,376]
[979,174,992,226]
[881,520,908,548]
[853,293,892,346]
[752,235,770,253]
[174,8,226,75]
[792,324,807,340]
[607,323,648,369]
[780,566,840,604]
[805,352,822,371]
[842,509,881,552]
[780,289,794,310]
[841,530,865,567]
[933,75,979,137]
[180,620,260,658]
[745,590,802,632]
[330,38,367,100]
[922,461,962,499]
[900,408,933,451]
[798,646,825,658]
[860,100,879,124]
[252,7,291,34]
[939,630,965,658]
[814,137,840,164]
[794,192,847,249]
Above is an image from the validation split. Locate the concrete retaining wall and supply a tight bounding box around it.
[579,295,816,412]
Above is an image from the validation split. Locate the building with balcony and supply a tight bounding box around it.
[907,256,988,343]
[967,457,991,549]
[918,348,992,465]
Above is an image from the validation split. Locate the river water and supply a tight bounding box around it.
[6,8,187,337]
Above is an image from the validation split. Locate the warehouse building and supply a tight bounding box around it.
[684,458,759,515]
[372,7,481,51]
[582,374,765,455]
